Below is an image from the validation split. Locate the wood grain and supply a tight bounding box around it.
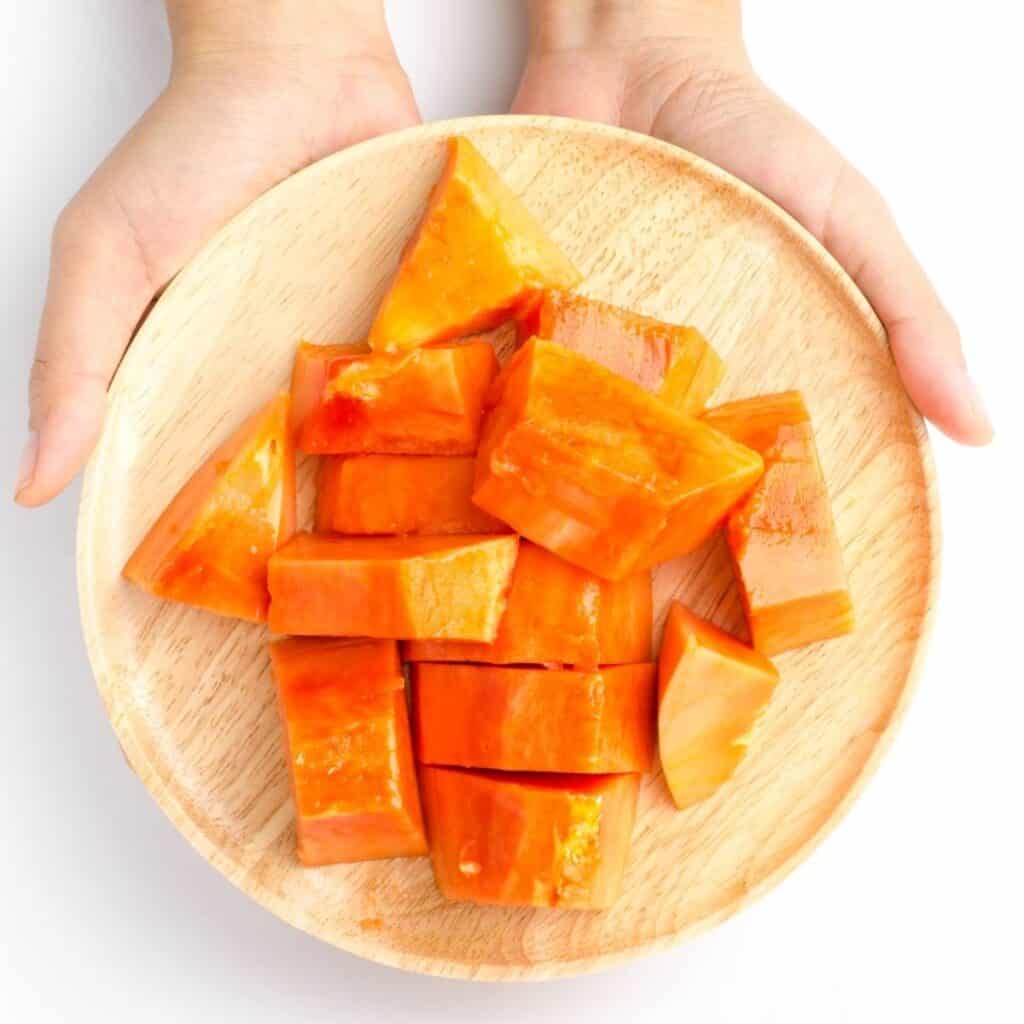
[76,116,939,980]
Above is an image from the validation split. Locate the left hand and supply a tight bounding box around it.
[514,0,992,446]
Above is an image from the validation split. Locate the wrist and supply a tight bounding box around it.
[526,0,744,56]
[166,0,397,74]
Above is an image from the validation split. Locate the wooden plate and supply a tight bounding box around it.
[77,116,939,980]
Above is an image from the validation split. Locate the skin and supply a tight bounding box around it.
[514,0,993,448]
[14,0,990,506]
[15,0,419,506]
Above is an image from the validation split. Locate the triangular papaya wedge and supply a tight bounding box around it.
[369,136,581,352]
[123,392,295,622]
[657,602,779,810]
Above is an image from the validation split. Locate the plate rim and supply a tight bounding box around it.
[76,113,941,981]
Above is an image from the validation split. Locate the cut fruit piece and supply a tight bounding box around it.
[413,662,656,773]
[288,340,369,437]
[270,637,427,865]
[267,532,518,640]
[317,454,508,535]
[419,766,639,909]
[404,541,651,668]
[702,391,854,654]
[368,136,581,352]
[123,392,295,622]
[298,342,498,455]
[472,339,764,579]
[518,289,723,413]
[658,602,779,811]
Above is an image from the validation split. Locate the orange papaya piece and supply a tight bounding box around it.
[403,541,651,668]
[413,662,655,773]
[267,532,518,640]
[298,342,498,455]
[288,340,368,437]
[518,289,723,413]
[316,454,507,535]
[657,602,779,810]
[702,391,854,654]
[123,392,295,622]
[368,136,581,352]
[472,339,763,579]
[419,766,639,909]
[271,637,427,865]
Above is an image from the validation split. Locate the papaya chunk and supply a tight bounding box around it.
[702,391,854,654]
[267,532,518,640]
[288,340,368,437]
[404,541,651,668]
[316,454,508,535]
[657,602,779,810]
[413,662,656,773]
[472,339,764,579]
[123,392,295,622]
[298,342,498,455]
[270,638,427,865]
[419,766,639,909]
[368,136,581,352]
[518,289,723,413]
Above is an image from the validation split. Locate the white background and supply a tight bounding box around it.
[2,2,1021,1021]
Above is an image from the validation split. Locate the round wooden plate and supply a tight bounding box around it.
[77,116,939,980]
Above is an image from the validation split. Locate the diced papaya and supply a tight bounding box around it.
[657,602,779,810]
[270,637,427,865]
[702,391,854,654]
[316,455,508,535]
[123,392,295,622]
[413,662,655,773]
[472,339,764,579]
[267,532,518,640]
[419,766,639,909]
[298,342,498,455]
[404,541,650,668]
[518,290,723,413]
[368,136,581,352]
[288,340,368,437]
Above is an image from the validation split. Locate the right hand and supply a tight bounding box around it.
[15,0,419,507]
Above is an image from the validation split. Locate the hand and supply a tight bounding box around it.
[15,0,419,506]
[514,0,993,446]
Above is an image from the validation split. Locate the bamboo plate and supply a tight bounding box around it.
[77,116,939,980]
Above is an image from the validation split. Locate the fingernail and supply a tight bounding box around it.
[962,373,994,442]
[14,431,38,501]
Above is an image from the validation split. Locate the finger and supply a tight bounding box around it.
[650,76,992,446]
[822,164,993,445]
[14,191,154,506]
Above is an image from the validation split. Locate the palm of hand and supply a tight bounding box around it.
[100,61,419,295]
[514,50,990,447]
[20,56,417,507]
